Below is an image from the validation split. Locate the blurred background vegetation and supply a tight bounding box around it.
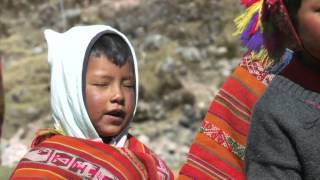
[0,0,242,178]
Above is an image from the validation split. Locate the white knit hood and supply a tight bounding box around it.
[44,25,139,147]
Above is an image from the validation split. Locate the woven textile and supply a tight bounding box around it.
[10,134,174,180]
[178,54,273,180]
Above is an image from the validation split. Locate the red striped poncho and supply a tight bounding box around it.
[10,132,174,180]
[178,54,273,179]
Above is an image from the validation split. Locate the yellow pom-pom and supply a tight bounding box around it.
[233,0,264,36]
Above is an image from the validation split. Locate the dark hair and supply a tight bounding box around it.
[283,0,302,28]
[89,34,132,66]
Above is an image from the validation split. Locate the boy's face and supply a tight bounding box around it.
[85,55,135,138]
[297,0,320,61]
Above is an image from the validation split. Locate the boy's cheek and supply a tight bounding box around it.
[86,87,106,100]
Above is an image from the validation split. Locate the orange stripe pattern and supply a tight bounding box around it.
[10,134,174,180]
[178,55,273,179]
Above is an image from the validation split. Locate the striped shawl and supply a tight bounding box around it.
[178,54,273,180]
[10,133,174,180]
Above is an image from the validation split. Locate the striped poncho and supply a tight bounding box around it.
[10,132,174,180]
[178,54,273,179]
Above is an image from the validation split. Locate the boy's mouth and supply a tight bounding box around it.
[105,109,125,120]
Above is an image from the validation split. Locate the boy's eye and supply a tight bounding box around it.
[93,82,110,87]
[124,84,134,88]
[123,81,135,88]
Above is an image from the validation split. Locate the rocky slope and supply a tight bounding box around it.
[0,0,242,172]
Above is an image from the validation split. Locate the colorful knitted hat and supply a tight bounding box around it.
[234,0,301,68]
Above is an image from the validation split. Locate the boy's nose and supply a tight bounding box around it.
[110,86,124,104]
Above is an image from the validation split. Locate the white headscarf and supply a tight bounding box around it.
[44,25,139,147]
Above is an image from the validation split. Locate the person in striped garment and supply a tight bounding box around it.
[10,25,174,180]
[246,0,320,179]
[178,0,301,179]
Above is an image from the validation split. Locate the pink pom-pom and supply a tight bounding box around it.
[240,0,260,7]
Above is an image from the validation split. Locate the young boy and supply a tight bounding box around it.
[245,0,320,179]
[10,25,174,179]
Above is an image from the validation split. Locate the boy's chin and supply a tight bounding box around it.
[100,136,115,144]
[95,122,130,142]
[98,128,124,140]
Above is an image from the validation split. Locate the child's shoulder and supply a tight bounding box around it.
[31,128,64,147]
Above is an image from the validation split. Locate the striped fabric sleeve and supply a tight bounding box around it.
[178,55,273,180]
